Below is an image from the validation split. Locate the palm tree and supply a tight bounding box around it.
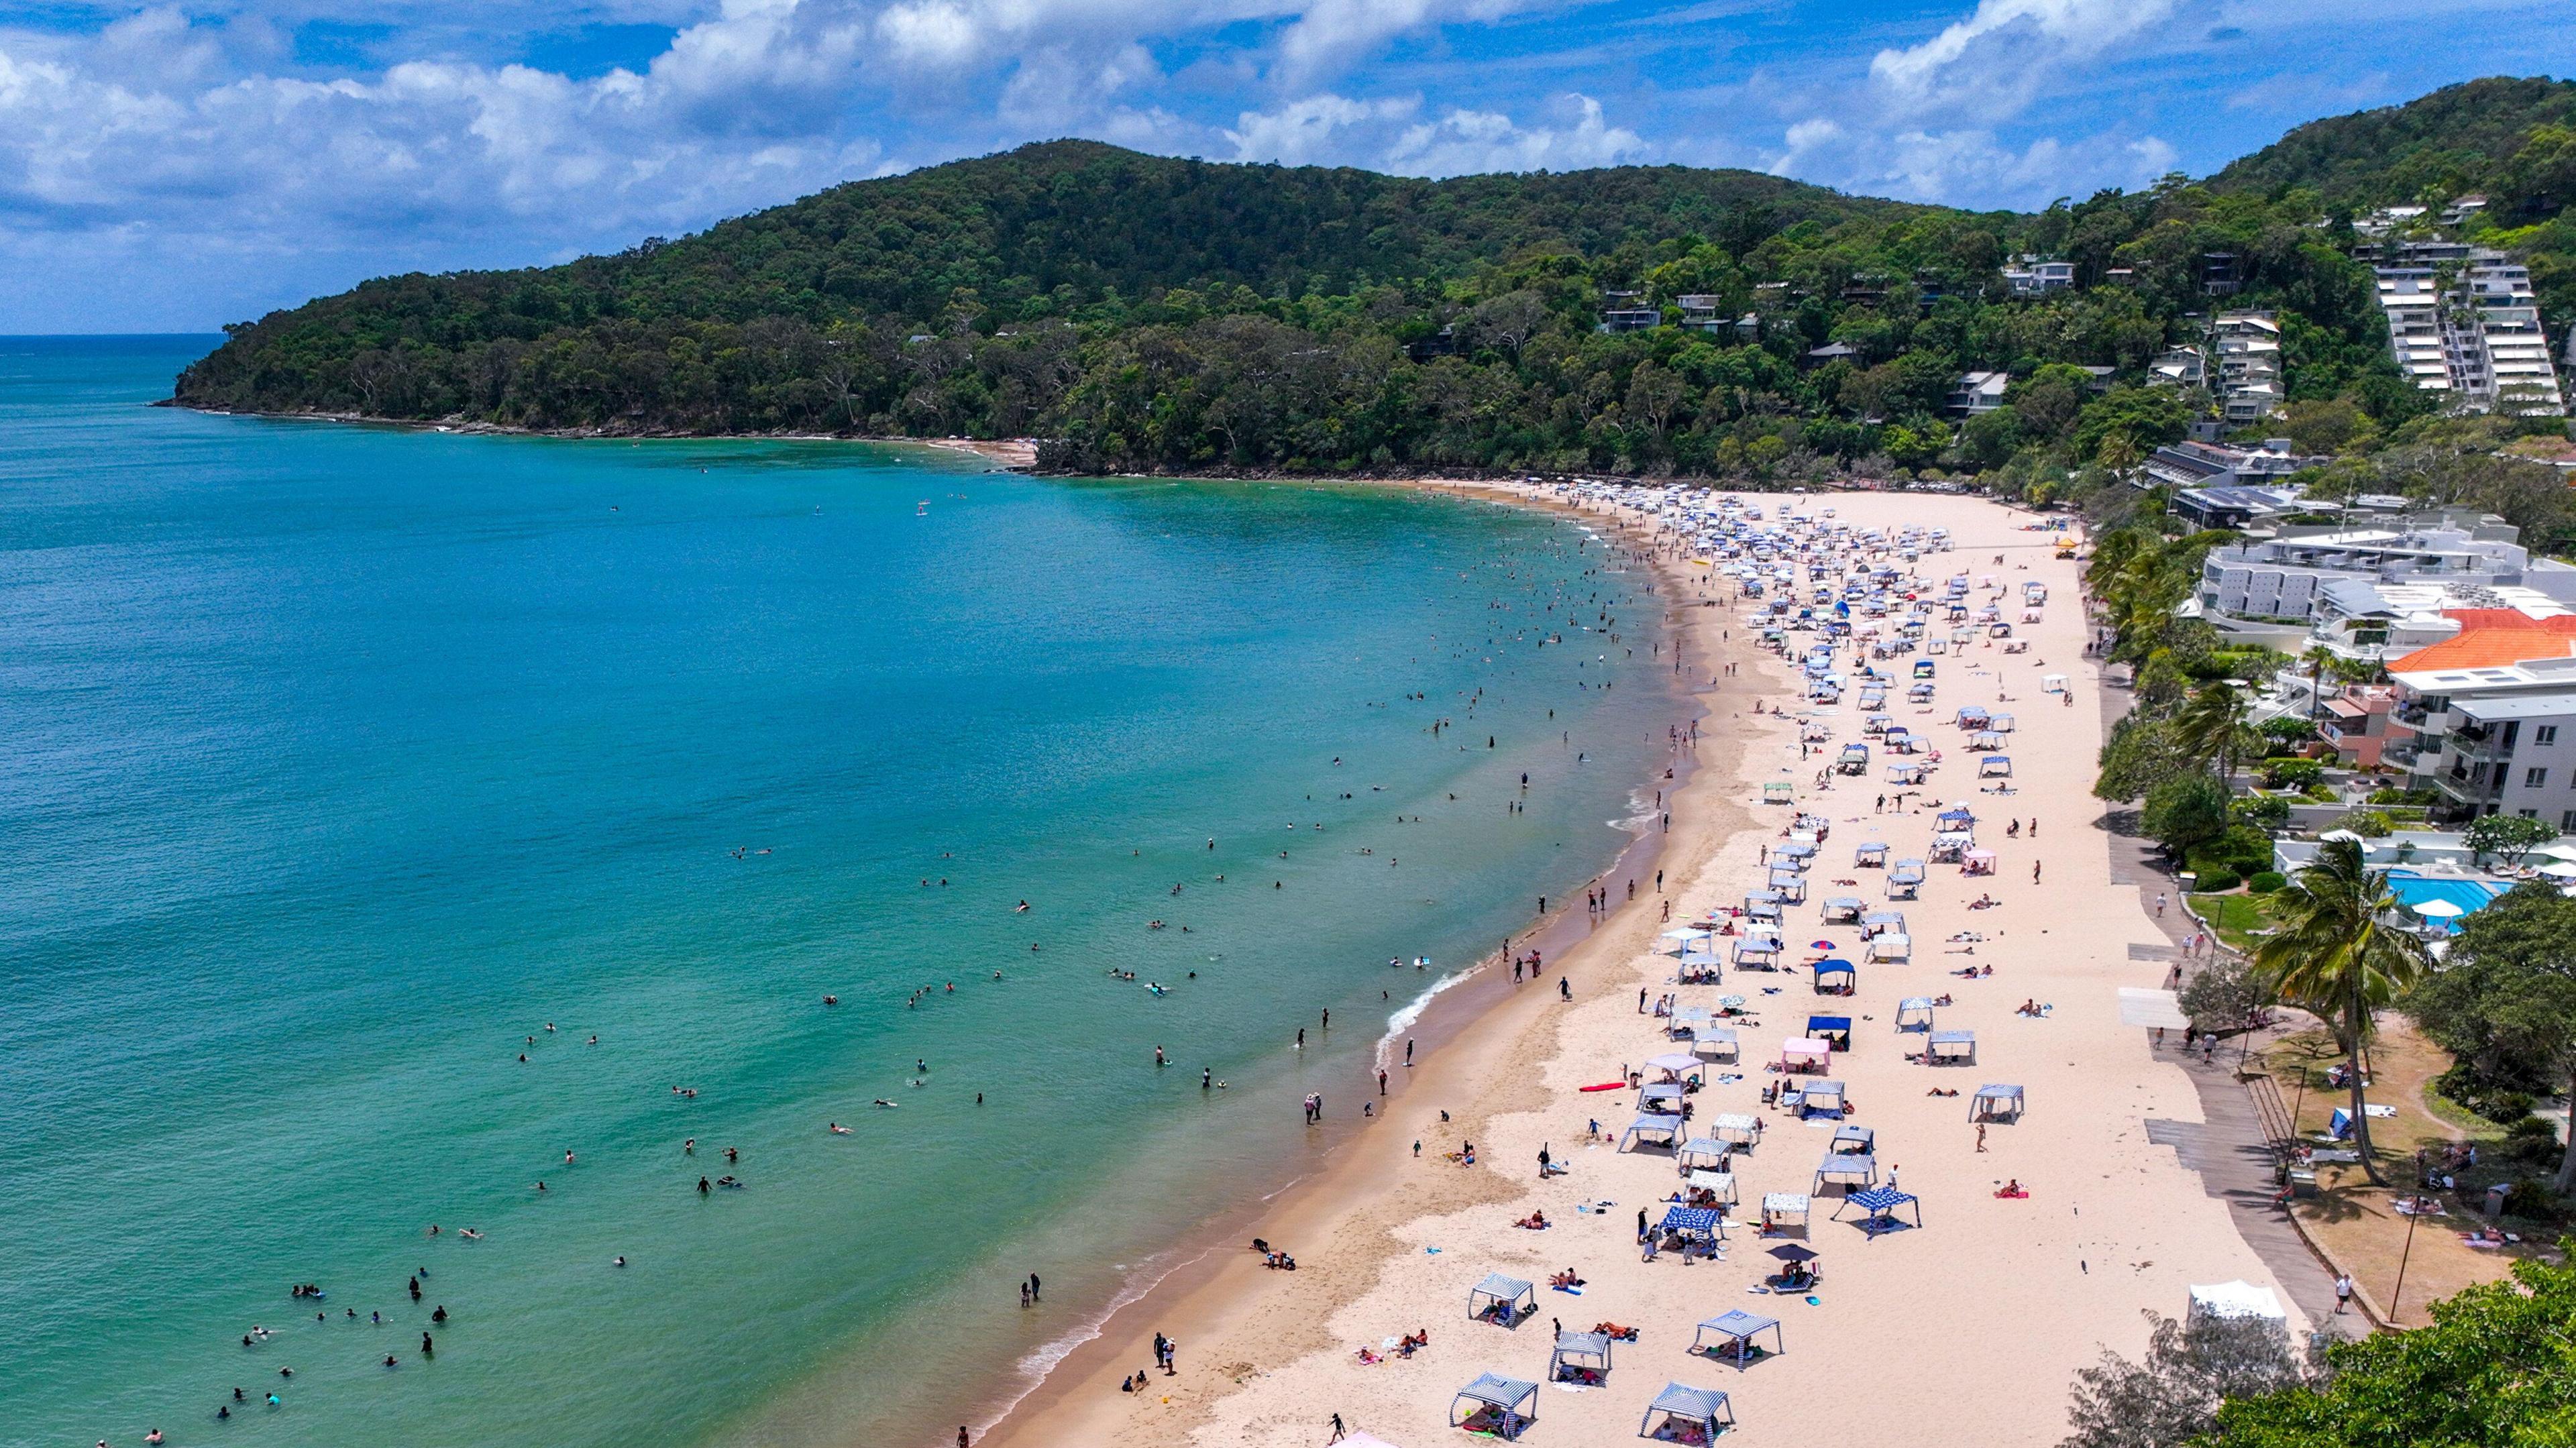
[2253,839,2434,1185]
[2302,645,2337,720]
[2170,681,2251,783]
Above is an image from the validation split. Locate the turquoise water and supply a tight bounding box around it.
[0,337,1672,1448]
[2385,873,2507,933]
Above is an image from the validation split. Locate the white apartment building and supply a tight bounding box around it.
[2390,651,2576,825]
[2371,249,2568,416]
[2212,311,2284,423]
[2196,512,2576,632]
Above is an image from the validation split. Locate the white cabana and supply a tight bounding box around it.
[1894,997,1935,1032]
[1989,712,2015,732]
[1813,1152,1878,1193]
[1640,1382,1735,1440]
[1861,910,1905,938]
[1732,938,1782,967]
[1796,1078,1845,1117]
[2042,673,2068,693]
[1693,1310,1782,1370]
[1866,932,1911,962]
[1676,1137,1731,1174]
[1820,895,1865,923]
[1711,1112,1763,1147]
[1853,841,1890,867]
[1928,1029,1976,1064]
[1971,1083,2025,1121]
[1670,1005,1714,1040]
[1690,1027,1740,1062]
[1648,1052,1703,1079]
[1760,1192,1810,1233]
[2188,1281,2288,1326]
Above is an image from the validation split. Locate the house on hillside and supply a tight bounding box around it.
[1945,372,2010,416]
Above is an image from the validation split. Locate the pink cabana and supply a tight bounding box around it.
[1780,1038,1832,1074]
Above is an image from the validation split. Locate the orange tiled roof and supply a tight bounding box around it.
[2391,618,2576,672]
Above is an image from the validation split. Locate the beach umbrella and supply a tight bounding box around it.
[2412,899,2466,920]
[2538,843,2576,862]
[2539,861,2576,879]
[1766,1243,1819,1262]
[1809,940,1837,950]
[1717,995,1746,1009]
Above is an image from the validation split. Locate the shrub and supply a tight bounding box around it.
[2263,758,2327,790]
[2503,1116,2561,1165]
[2501,1178,2565,1222]
[2232,795,2292,830]
[2194,871,2242,893]
[2248,871,2288,894]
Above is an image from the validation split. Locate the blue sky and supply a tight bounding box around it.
[1,0,2569,331]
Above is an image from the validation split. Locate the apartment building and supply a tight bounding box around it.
[2371,247,2568,416]
[2389,626,2576,823]
[2211,311,2284,423]
[2196,510,2576,635]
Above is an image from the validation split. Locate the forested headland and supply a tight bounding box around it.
[173,77,2576,490]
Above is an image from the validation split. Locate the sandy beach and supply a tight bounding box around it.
[975,487,2302,1448]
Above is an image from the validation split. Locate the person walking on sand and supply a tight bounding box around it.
[1976,1123,1988,1152]
[1328,1412,1348,1443]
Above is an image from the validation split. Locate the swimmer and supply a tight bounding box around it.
[873,1099,898,1108]
[830,1123,851,1134]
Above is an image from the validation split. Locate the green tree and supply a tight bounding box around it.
[2170,683,2253,781]
[2143,772,2231,858]
[2251,839,2434,1184]
[2060,1310,2312,1448]
[2408,883,2576,1191]
[2206,1246,2576,1446]
[2462,812,2558,868]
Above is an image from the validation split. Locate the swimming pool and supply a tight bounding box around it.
[2387,873,2510,931]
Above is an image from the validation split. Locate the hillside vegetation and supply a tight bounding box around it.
[174,79,2576,488]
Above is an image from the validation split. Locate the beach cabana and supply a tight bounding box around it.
[1467,1273,1536,1326]
[1811,959,1856,995]
[1886,761,1929,784]
[1894,997,1935,1033]
[1912,659,1935,678]
[1797,1078,1846,1119]
[1866,932,1911,963]
[1731,938,1781,968]
[1908,681,1934,702]
[1741,899,1781,928]
[1670,1005,1714,1040]
[1622,1113,1685,1152]
[1778,1038,1831,1075]
[1836,743,1870,774]
[1768,873,1807,905]
[1638,1083,1686,1117]
[1804,1015,1851,1050]
[1962,848,1997,877]
[1980,755,2013,779]
[1450,1373,1538,1439]
[1760,1192,1810,1234]
[1834,1186,1923,1238]
[1970,729,2005,751]
[1686,1169,1737,1205]
[1660,926,1717,958]
[1762,781,1795,805]
[1929,1029,1976,1065]
[1690,1027,1739,1063]
[1927,832,1970,864]
[1550,1330,1614,1385]
[1861,909,1905,938]
[1711,1113,1763,1148]
[1935,807,1976,828]
[1647,1052,1704,1082]
[1813,1152,1878,1194]
[1990,712,2015,732]
[1693,1311,1783,1370]
[1676,1137,1731,1174]
[1890,857,1926,885]
[1954,705,1989,728]
[1640,1382,1735,1441]
[1820,895,1864,924]
[1776,840,1819,865]
[1656,1205,1725,1247]
[1971,1083,2025,1122]
[2041,673,2068,694]
[1853,841,1889,868]
[1830,1123,1875,1156]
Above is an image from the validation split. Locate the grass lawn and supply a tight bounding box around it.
[2187,891,2272,954]
[2253,1015,2562,1327]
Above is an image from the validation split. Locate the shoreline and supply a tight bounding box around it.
[970,479,1739,1448]
[975,488,2306,1448]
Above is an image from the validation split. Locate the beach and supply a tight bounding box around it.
[977,487,2302,1448]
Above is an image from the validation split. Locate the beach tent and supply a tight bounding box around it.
[1640,1382,1735,1441]
[1936,807,1976,827]
[1621,1113,1685,1151]
[1732,939,1781,967]
[1768,873,1807,904]
[1742,899,1782,926]
[1550,1330,1614,1384]
[1797,1079,1846,1118]
[1834,1186,1922,1238]
[1830,1123,1875,1156]
[1813,1152,1878,1193]
[1660,927,1716,957]
[1971,1083,2025,1121]
[1776,842,1819,864]
[1779,1038,1831,1074]
[1686,1170,1737,1205]
[1862,910,1905,938]
[1760,1192,1810,1233]
[1812,959,1856,995]
[1450,1373,1538,1439]
[1762,781,1795,804]
[2188,1282,2288,1327]
[1467,1273,1536,1326]
[1990,712,2015,732]
[1891,857,1927,885]
[1908,681,1935,702]
[1955,706,1990,728]
[1929,1029,1976,1064]
[1928,832,1971,864]
[1676,1137,1731,1174]
[1980,755,2014,779]
[1962,848,1997,877]
[1912,659,1936,678]
[1690,1027,1740,1063]
[1821,896,1865,924]
[1638,1083,1686,1116]
[1887,762,1929,783]
[2042,673,2068,693]
[1656,1205,1725,1245]
[1712,1113,1764,1148]
[1853,842,1890,868]
[1970,729,2005,750]
[1647,1052,1703,1081]
[1804,1015,1852,1050]
[1866,933,1912,962]
[1894,997,1935,1033]
[1670,1005,1714,1040]
[1693,1311,1783,1370]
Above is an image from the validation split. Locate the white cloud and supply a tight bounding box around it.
[1868,0,2180,117]
[1226,91,1641,174]
[1224,93,1416,166]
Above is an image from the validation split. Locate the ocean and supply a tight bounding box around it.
[0,336,1672,1448]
